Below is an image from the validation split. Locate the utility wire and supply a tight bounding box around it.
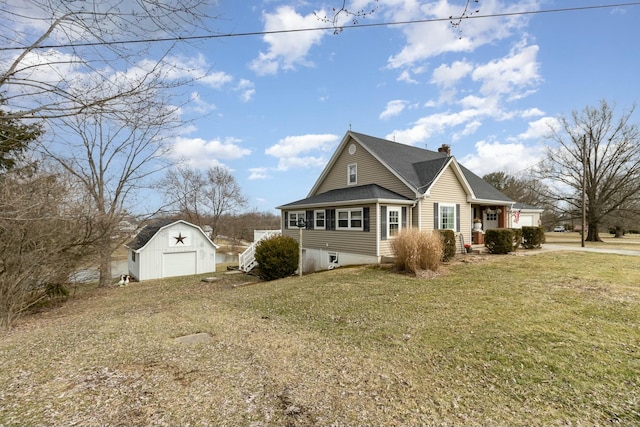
[1,2,640,52]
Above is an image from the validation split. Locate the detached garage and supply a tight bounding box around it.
[508,203,544,229]
[125,219,219,281]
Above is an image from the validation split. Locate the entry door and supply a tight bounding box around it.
[484,211,499,230]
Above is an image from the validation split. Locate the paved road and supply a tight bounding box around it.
[536,243,640,256]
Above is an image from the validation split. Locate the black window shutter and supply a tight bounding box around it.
[433,203,439,229]
[327,209,336,230]
[306,210,314,229]
[380,206,387,240]
[284,212,289,229]
[363,207,370,232]
[456,204,461,232]
[402,206,407,229]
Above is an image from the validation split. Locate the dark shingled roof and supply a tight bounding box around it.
[125,219,175,251]
[279,183,411,208]
[350,132,513,203]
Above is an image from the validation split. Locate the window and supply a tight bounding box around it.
[486,212,497,221]
[388,207,400,237]
[440,204,456,230]
[288,211,305,228]
[348,163,357,185]
[329,252,338,264]
[336,208,363,230]
[314,210,326,229]
[131,251,136,262]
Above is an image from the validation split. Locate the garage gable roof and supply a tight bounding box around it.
[125,219,219,252]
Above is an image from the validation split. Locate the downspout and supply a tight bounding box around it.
[376,201,380,260]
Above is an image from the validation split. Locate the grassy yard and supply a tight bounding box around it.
[1,252,639,426]
[544,230,640,250]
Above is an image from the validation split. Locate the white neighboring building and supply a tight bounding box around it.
[125,219,219,281]
[508,203,544,228]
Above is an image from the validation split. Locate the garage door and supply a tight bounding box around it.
[163,251,197,278]
[519,214,534,226]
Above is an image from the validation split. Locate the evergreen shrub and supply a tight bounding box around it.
[254,235,299,281]
[522,226,545,249]
[485,228,515,254]
[438,229,457,261]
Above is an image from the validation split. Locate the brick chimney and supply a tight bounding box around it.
[438,144,451,156]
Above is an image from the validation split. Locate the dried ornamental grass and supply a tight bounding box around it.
[391,228,443,274]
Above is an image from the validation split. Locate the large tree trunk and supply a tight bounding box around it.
[586,222,602,242]
[614,225,625,238]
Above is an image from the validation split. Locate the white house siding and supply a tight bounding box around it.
[420,166,472,246]
[129,222,217,281]
[315,137,415,199]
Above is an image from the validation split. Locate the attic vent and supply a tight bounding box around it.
[438,144,451,156]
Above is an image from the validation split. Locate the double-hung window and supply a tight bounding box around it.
[337,208,363,230]
[439,204,456,230]
[348,164,357,185]
[288,211,305,228]
[388,207,400,237]
[314,210,326,229]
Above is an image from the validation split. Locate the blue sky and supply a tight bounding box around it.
[5,1,640,214]
[168,0,640,213]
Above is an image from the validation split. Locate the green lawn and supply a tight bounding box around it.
[1,252,639,426]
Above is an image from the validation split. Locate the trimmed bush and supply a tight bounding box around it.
[485,228,515,254]
[254,235,299,281]
[391,229,443,274]
[438,229,457,262]
[522,226,545,249]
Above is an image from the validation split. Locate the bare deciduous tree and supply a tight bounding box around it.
[0,164,95,328]
[540,100,640,241]
[161,165,247,239]
[1,0,214,121]
[40,87,178,287]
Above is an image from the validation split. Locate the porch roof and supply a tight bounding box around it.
[278,183,412,209]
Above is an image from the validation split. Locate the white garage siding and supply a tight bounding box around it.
[127,220,218,281]
[163,251,197,278]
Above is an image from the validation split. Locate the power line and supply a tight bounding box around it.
[2,2,640,52]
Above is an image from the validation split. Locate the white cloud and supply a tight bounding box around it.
[459,138,542,176]
[169,136,251,169]
[235,79,255,102]
[431,60,473,87]
[386,0,541,70]
[516,116,560,140]
[472,43,541,97]
[250,6,328,75]
[521,107,545,118]
[379,100,408,120]
[248,167,270,180]
[265,133,339,171]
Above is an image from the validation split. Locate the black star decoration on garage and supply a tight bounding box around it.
[174,232,187,245]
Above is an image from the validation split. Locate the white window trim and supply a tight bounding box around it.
[288,211,305,228]
[388,207,401,238]
[336,208,363,231]
[439,203,456,231]
[347,163,357,185]
[314,210,326,230]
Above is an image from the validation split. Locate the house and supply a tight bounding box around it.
[125,219,219,281]
[276,131,515,272]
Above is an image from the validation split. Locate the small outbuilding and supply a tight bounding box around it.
[125,219,219,281]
